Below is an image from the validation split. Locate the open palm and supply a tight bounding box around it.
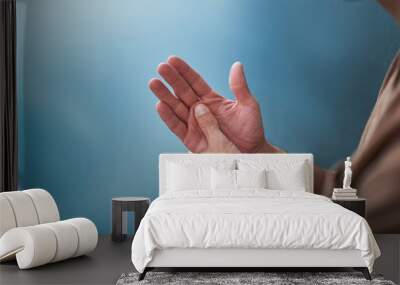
[149,56,271,153]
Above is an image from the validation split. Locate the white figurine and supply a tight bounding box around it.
[343,156,353,189]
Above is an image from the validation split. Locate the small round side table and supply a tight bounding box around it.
[111,197,150,242]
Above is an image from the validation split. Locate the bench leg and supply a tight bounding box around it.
[354,267,371,280]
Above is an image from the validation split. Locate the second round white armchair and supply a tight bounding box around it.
[0,189,98,269]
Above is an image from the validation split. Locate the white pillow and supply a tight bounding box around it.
[238,159,308,191]
[167,163,210,191]
[266,166,307,191]
[166,159,236,192]
[236,169,267,189]
[211,168,236,190]
[211,168,268,190]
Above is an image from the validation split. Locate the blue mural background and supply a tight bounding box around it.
[16,0,400,233]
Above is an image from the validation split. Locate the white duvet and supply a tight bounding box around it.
[131,190,380,273]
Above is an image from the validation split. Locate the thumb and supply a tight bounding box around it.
[194,103,240,153]
[229,61,252,103]
[194,104,220,140]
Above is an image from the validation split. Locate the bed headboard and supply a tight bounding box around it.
[159,153,314,195]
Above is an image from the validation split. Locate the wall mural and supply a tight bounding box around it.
[17,0,400,233]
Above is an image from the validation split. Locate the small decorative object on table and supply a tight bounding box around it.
[112,197,150,242]
[332,156,358,200]
[332,157,366,217]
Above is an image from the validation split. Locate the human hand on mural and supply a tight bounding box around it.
[154,97,240,153]
[149,56,282,153]
[149,56,334,198]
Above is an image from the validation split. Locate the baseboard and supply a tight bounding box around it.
[373,234,400,284]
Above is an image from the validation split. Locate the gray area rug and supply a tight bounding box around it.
[116,272,396,285]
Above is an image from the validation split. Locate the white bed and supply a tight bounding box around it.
[131,154,380,280]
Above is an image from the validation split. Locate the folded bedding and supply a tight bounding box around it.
[131,190,380,273]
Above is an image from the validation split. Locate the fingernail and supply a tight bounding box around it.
[167,55,177,62]
[195,104,208,117]
[156,62,167,73]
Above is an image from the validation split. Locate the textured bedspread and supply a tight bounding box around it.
[131,190,380,272]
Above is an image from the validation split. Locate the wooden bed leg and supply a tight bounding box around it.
[354,267,372,280]
[138,268,148,281]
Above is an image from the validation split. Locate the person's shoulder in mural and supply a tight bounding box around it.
[148,0,400,234]
[325,0,400,233]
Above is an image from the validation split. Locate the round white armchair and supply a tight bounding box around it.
[0,189,98,269]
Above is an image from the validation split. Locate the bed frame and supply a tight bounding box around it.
[139,154,371,281]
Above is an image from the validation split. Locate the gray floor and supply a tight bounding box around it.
[1,235,398,285]
[0,235,134,285]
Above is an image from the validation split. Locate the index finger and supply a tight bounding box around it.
[167,56,212,97]
[156,101,187,142]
